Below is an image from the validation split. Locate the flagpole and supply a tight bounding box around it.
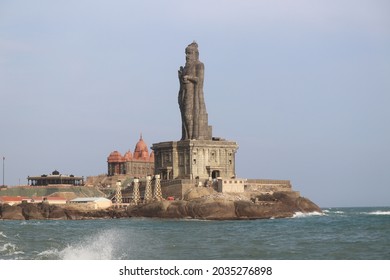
[2,156,4,186]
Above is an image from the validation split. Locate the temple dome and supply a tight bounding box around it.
[133,135,149,160]
[107,151,125,163]
[123,150,133,161]
[141,150,149,160]
[149,151,155,162]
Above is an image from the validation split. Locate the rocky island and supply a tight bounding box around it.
[0,186,321,220]
[0,42,321,220]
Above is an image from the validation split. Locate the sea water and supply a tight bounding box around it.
[0,207,389,260]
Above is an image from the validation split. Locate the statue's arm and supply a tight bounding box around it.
[178,66,184,80]
[184,62,204,84]
[178,66,184,104]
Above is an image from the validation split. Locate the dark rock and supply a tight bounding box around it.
[129,201,168,218]
[234,200,276,219]
[187,199,236,219]
[47,205,68,220]
[108,208,130,218]
[20,203,45,220]
[128,191,321,220]
[165,201,190,218]
[1,204,25,220]
[296,196,322,213]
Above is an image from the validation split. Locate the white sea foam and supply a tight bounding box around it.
[37,248,61,259]
[323,209,344,214]
[58,229,125,260]
[0,243,24,256]
[367,211,390,216]
[0,232,7,238]
[292,211,324,218]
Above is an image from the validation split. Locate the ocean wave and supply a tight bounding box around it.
[58,229,125,260]
[322,209,347,217]
[292,211,324,218]
[19,221,43,226]
[0,232,7,238]
[366,211,390,216]
[0,243,24,256]
[323,209,344,214]
[37,248,61,259]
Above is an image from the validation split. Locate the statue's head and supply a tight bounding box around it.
[185,41,199,63]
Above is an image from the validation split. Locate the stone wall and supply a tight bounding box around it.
[245,179,292,193]
[125,160,154,178]
[161,179,196,199]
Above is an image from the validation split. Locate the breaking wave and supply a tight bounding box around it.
[0,243,24,257]
[57,229,126,260]
[366,211,390,216]
[37,248,61,259]
[323,209,344,214]
[292,211,324,218]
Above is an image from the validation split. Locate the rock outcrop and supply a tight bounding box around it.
[0,191,321,220]
[128,191,321,220]
[0,204,25,220]
[20,203,45,220]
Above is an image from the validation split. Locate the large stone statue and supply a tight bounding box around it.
[152,42,237,181]
[178,42,212,140]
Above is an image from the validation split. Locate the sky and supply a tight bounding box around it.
[0,0,389,207]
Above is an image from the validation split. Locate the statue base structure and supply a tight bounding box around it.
[152,139,238,181]
[151,138,239,199]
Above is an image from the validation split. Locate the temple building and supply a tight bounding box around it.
[107,135,154,178]
[28,170,84,186]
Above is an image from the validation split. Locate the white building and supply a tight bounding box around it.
[68,197,112,209]
[217,178,246,193]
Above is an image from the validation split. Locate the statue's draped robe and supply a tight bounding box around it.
[178,60,210,140]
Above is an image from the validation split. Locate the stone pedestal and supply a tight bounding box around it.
[152,139,238,180]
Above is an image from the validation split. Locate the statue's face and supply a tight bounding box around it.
[185,48,197,63]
